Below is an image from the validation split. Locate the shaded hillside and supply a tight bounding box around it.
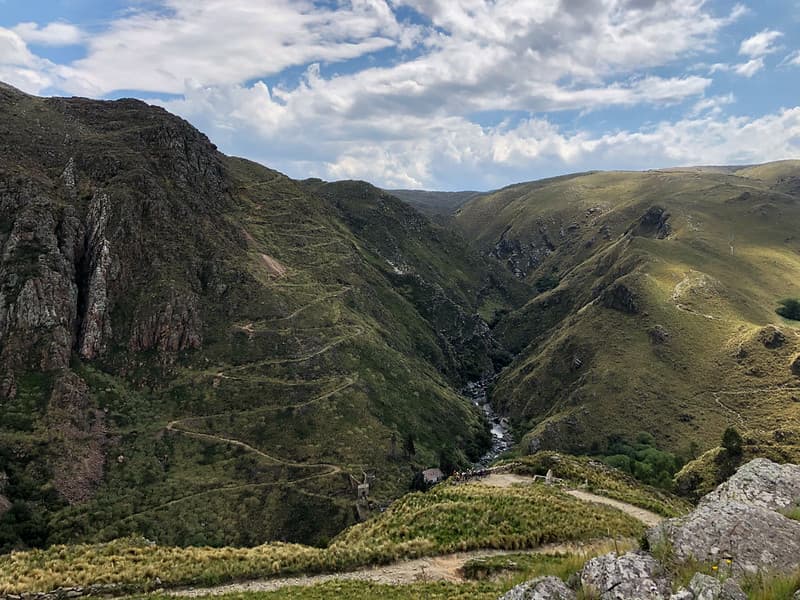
[455,164,800,458]
[386,189,483,218]
[307,180,527,379]
[0,83,520,551]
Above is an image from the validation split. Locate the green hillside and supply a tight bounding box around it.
[1,460,669,593]
[0,83,522,552]
[455,165,800,458]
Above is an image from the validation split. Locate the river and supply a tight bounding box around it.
[463,380,514,466]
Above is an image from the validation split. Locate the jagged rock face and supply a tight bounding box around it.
[635,206,671,239]
[499,576,576,599]
[129,293,202,353]
[580,551,671,599]
[648,459,800,576]
[700,458,800,512]
[0,186,82,371]
[77,192,113,359]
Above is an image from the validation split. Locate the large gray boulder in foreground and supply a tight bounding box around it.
[579,551,671,599]
[648,458,800,576]
[699,458,800,511]
[499,576,576,599]
[676,573,747,600]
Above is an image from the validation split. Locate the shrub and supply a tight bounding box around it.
[534,274,560,293]
[776,298,800,321]
[599,433,682,490]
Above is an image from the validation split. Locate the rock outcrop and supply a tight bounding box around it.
[699,458,800,511]
[601,282,639,315]
[502,458,800,600]
[648,458,800,577]
[791,354,800,377]
[579,551,671,599]
[128,293,202,353]
[77,192,113,360]
[675,573,746,600]
[649,501,800,576]
[635,206,672,239]
[0,187,81,371]
[499,576,576,600]
[758,325,785,349]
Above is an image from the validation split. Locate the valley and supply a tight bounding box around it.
[1,83,800,599]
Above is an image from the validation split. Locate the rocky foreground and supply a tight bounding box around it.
[502,458,800,599]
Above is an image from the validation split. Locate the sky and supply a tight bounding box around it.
[1,1,799,190]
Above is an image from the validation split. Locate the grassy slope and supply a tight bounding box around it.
[0,85,519,551]
[384,189,483,219]
[455,165,800,457]
[0,472,651,593]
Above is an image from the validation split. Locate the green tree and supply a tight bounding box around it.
[404,433,416,458]
[721,426,743,457]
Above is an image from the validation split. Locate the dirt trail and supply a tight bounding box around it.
[480,473,663,528]
[165,421,342,476]
[564,490,663,528]
[168,540,623,597]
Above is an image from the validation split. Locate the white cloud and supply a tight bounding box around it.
[0,27,67,94]
[58,0,404,96]
[783,50,800,67]
[315,107,800,188]
[152,76,798,189]
[739,29,783,57]
[690,93,735,116]
[4,0,779,189]
[734,57,764,77]
[12,22,83,46]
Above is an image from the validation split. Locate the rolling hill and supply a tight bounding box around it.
[455,164,800,460]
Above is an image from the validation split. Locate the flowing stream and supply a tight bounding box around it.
[464,380,514,466]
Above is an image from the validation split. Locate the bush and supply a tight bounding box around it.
[599,433,682,489]
[721,427,743,457]
[776,298,800,321]
[534,274,559,293]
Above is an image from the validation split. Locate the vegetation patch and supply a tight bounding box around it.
[0,481,643,594]
[596,432,683,489]
[505,452,691,517]
[777,298,800,321]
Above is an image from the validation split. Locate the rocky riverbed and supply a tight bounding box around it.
[464,380,514,466]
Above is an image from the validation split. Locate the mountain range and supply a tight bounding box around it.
[1,81,799,557]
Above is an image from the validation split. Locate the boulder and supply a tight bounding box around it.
[791,355,800,377]
[758,325,785,349]
[700,458,800,512]
[685,573,746,600]
[580,551,671,599]
[649,325,670,345]
[648,501,800,576]
[499,576,576,600]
